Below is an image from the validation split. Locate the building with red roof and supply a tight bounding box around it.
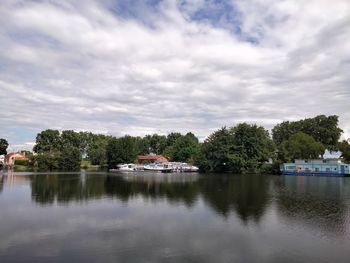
[5,152,28,166]
[137,154,168,164]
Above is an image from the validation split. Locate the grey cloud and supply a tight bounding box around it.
[0,0,350,150]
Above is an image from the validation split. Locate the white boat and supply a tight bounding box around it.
[117,164,141,171]
[143,163,173,173]
[171,162,199,172]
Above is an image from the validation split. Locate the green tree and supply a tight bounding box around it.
[229,123,275,173]
[135,136,150,155]
[166,132,182,146]
[58,146,82,171]
[33,129,61,153]
[35,152,60,171]
[283,132,325,160]
[61,130,83,151]
[163,145,174,159]
[169,133,200,162]
[338,139,350,163]
[106,136,138,168]
[87,134,110,166]
[0,138,9,156]
[199,127,233,172]
[200,124,275,173]
[272,115,343,151]
[33,129,83,171]
[147,134,167,154]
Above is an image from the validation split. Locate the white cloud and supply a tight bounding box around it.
[0,0,349,150]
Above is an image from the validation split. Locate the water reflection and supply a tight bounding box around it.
[27,172,273,222]
[276,176,348,235]
[2,171,350,230]
[200,174,271,221]
[105,175,199,207]
[30,173,102,204]
[0,173,3,193]
[1,172,350,262]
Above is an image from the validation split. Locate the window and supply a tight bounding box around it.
[326,168,330,172]
[323,160,327,163]
[334,168,337,170]
[315,168,319,172]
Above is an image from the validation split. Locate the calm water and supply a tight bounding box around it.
[1,171,350,263]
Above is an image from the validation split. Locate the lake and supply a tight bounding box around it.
[1,171,350,262]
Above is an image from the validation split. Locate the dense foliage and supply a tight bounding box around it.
[0,138,9,156]
[163,133,200,163]
[27,114,348,173]
[88,134,111,166]
[33,129,61,153]
[272,115,342,151]
[338,140,350,163]
[33,130,84,171]
[106,136,138,168]
[278,132,325,161]
[106,132,201,168]
[199,124,275,173]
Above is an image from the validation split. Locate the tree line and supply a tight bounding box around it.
[199,115,348,173]
[1,114,350,173]
[28,130,200,171]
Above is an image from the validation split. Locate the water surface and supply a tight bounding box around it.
[1,171,350,262]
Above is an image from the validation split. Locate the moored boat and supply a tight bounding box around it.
[281,159,350,177]
[143,163,173,173]
[170,162,199,172]
[110,164,144,172]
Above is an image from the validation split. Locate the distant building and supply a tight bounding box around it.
[281,159,350,177]
[137,154,168,164]
[4,152,29,166]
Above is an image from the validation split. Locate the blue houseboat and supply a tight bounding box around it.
[281,159,350,177]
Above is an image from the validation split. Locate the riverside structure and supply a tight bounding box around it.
[281,159,350,177]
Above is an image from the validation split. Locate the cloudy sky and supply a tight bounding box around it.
[0,0,349,150]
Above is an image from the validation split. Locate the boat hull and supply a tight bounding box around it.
[143,167,173,173]
[282,171,346,177]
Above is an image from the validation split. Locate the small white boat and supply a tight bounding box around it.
[117,164,140,171]
[143,163,173,173]
[171,162,199,172]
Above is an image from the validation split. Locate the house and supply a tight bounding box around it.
[137,154,168,164]
[4,152,29,166]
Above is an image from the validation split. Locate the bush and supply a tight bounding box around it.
[36,152,60,171]
[14,159,30,166]
[58,147,82,171]
[260,162,281,175]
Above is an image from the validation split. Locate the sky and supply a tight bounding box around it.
[0,0,350,151]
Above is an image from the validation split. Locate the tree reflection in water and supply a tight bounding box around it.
[0,173,3,193]
[29,172,272,223]
[2,171,348,234]
[276,176,348,235]
[105,175,199,207]
[200,174,271,222]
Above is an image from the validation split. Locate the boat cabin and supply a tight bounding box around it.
[281,159,350,176]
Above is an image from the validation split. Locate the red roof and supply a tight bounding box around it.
[138,154,167,160]
[5,152,28,163]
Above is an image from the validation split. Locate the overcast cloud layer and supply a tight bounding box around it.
[0,0,350,150]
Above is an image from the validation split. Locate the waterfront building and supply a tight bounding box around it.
[281,159,350,177]
[137,154,168,164]
[4,152,28,166]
